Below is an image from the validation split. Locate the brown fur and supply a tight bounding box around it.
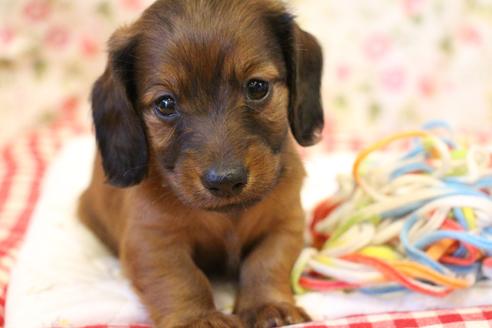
[78,0,324,327]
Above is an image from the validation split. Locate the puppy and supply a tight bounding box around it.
[78,0,324,326]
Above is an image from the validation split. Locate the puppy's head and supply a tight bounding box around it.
[92,0,324,211]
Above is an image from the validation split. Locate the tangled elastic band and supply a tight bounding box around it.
[292,122,492,296]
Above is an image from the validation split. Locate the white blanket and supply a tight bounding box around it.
[5,137,492,328]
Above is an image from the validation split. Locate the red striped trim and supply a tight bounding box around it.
[0,285,6,325]
[0,133,45,258]
[301,306,492,327]
[0,145,16,216]
[0,132,47,326]
[0,143,18,327]
[0,104,85,327]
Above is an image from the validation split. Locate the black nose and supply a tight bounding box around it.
[202,166,248,197]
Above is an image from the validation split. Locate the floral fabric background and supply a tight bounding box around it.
[1,0,492,148]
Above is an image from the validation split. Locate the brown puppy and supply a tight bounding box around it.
[78,0,324,327]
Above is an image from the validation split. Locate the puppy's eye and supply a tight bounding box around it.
[246,79,270,101]
[154,95,179,120]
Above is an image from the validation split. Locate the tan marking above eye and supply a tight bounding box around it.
[242,63,281,82]
[142,85,175,107]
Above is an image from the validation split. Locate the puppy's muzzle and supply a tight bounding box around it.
[201,165,248,198]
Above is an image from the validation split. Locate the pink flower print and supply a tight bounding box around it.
[350,136,364,151]
[0,26,15,46]
[418,76,436,98]
[81,37,100,58]
[381,67,406,93]
[45,26,70,49]
[61,96,80,116]
[52,96,86,133]
[363,34,391,61]
[120,0,144,11]
[459,24,482,46]
[23,0,51,22]
[336,64,351,81]
[404,0,424,16]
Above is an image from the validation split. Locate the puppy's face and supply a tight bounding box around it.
[92,0,324,211]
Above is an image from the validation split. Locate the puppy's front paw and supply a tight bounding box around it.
[177,311,244,328]
[238,302,310,328]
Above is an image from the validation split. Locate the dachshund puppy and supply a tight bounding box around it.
[78,0,324,326]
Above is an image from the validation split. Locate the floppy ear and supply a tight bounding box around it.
[270,14,325,147]
[92,27,148,187]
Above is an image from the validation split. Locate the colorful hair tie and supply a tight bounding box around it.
[293,122,492,296]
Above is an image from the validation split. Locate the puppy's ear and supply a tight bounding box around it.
[92,27,148,187]
[270,14,324,147]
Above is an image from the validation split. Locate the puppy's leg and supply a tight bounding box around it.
[235,225,310,327]
[121,229,243,328]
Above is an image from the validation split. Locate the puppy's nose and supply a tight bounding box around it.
[202,166,248,197]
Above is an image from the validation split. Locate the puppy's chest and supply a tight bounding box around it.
[192,219,262,276]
